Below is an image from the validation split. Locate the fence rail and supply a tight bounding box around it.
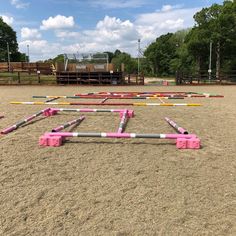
[125,74,144,85]
[176,70,236,85]
[0,62,53,75]
[0,72,56,85]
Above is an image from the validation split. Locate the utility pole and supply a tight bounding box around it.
[27,44,30,62]
[7,42,10,72]
[138,39,141,78]
[208,40,212,81]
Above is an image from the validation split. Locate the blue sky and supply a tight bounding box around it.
[0,0,223,61]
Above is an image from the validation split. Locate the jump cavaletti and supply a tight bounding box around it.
[4,90,225,149]
[0,107,200,149]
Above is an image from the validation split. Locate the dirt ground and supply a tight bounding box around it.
[0,85,236,236]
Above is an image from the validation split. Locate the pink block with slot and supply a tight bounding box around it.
[39,134,63,147]
[43,109,58,117]
[187,138,201,149]
[176,138,188,149]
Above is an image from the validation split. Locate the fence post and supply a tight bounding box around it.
[219,71,222,84]
[18,72,21,84]
[141,73,144,85]
[37,71,41,84]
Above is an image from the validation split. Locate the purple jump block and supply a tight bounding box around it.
[176,138,201,149]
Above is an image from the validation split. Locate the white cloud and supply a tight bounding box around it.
[160,19,184,29]
[96,15,133,30]
[55,15,139,52]
[161,5,173,12]
[55,30,80,39]
[77,8,199,55]
[0,15,14,25]
[19,7,201,61]
[90,0,145,9]
[40,15,75,30]
[10,0,30,9]
[20,16,140,61]
[21,27,41,39]
[97,16,138,42]
[135,7,200,44]
[19,40,60,60]
[81,16,140,50]
[161,4,183,12]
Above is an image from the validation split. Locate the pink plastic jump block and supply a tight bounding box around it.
[176,138,201,149]
[43,109,58,117]
[39,135,63,147]
[176,138,187,149]
[127,110,134,118]
[187,138,201,149]
[119,110,134,118]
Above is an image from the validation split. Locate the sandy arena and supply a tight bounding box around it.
[0,85,236,235]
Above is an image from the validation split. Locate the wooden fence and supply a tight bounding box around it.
[0,71,56,85]
[126,74,145,85]
[0,62,53,75]
[176,70,236,85]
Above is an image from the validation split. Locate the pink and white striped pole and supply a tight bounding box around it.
[42,132,196,139]
[52,116,85,132]
[117,110,128,133]
[165,117,188,134]
[39,132,200,149]
[50,108,134,117]
[1,108,50,134]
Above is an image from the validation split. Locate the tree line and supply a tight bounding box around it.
[1,1,235,77]
[0,18,27,62]
[143,0,236,77]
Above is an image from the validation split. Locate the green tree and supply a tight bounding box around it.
[168,29,194,74]
[112,52,137,73]
[185,27,209,73]
[0,17,28,63]
[114,49,122,57]
[144,42,158,75]
[219,0,236,72]
[170,43,195,74]
[143,1,236,77]
[144,32,182,76]
[0,17,20,62]
[103,51,114,63]
[13,51,28,62]
[52,54,64,63]
[188,1,236,78]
